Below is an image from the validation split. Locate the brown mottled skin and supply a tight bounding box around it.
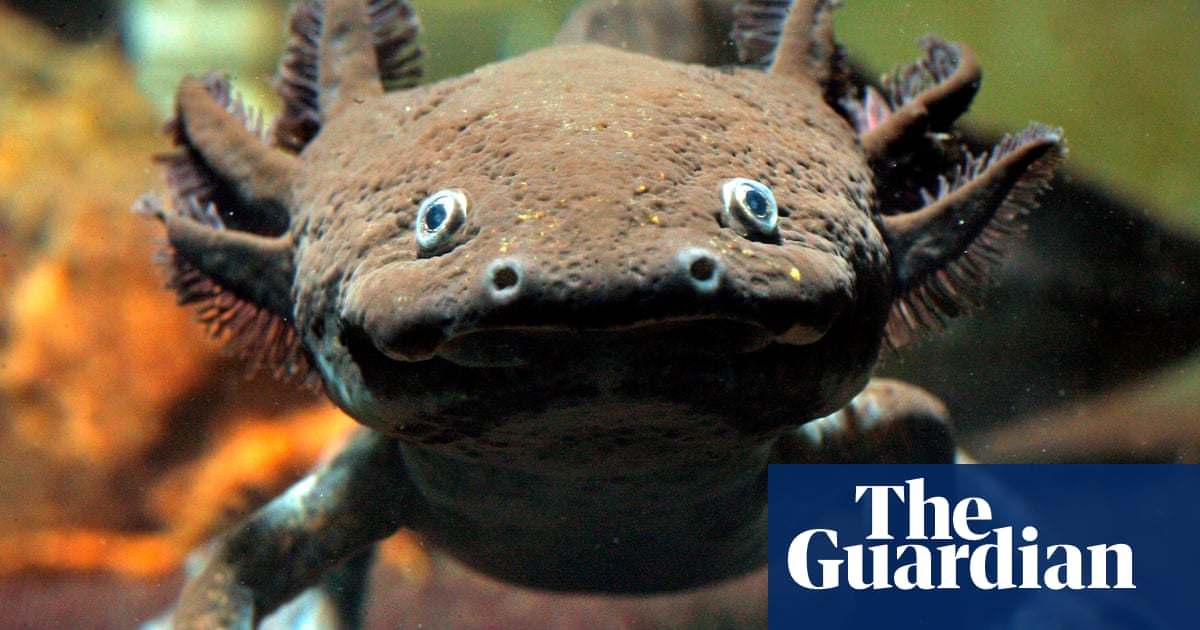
[305,46,884,437]
[138,1,1061,627]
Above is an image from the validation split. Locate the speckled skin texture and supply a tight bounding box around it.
[298,45,887,440]
[144,0,1060,625]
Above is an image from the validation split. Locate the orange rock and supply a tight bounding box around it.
[0,7,348,578]
[0,4,210,537]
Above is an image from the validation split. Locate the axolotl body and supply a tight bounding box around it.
[138,0,1061,626]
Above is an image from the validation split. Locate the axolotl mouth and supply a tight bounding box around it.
[330,307,873,444]
[342,242,851,371]
[432,319,780,368]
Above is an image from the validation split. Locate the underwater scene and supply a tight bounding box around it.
[0,0,1197,628]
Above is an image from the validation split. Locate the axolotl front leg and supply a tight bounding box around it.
[171,430,413,630]
[774,379,957,465]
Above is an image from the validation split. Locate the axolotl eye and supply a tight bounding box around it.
[415,189,469,254]
[721,178,779,241]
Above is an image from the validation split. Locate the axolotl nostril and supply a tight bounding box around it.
[136,0,1062,627]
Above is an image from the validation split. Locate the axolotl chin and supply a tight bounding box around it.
[137,0,1061,626]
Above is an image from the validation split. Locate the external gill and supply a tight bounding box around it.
[880,124,1064,347]
[135,194,316,388]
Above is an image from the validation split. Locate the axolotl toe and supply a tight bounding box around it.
[137,0,1061,626]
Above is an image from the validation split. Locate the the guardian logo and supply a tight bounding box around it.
[787,478,1135,591]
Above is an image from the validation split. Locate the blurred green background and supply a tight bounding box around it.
[123,0,1199,234]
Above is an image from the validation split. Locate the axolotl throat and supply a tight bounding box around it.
[138,0,1061,626]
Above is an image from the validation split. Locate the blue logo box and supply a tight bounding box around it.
[768,465,1199,629]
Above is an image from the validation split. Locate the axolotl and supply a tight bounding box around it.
[137,0,1061,626]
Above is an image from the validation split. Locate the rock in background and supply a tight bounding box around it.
[0,7,359,625]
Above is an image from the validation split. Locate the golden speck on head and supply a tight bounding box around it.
[789,267,803,282]
[634,185,648,195]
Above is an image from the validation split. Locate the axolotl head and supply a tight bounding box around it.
[293,44,892,437]
[142,0,1060,454]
